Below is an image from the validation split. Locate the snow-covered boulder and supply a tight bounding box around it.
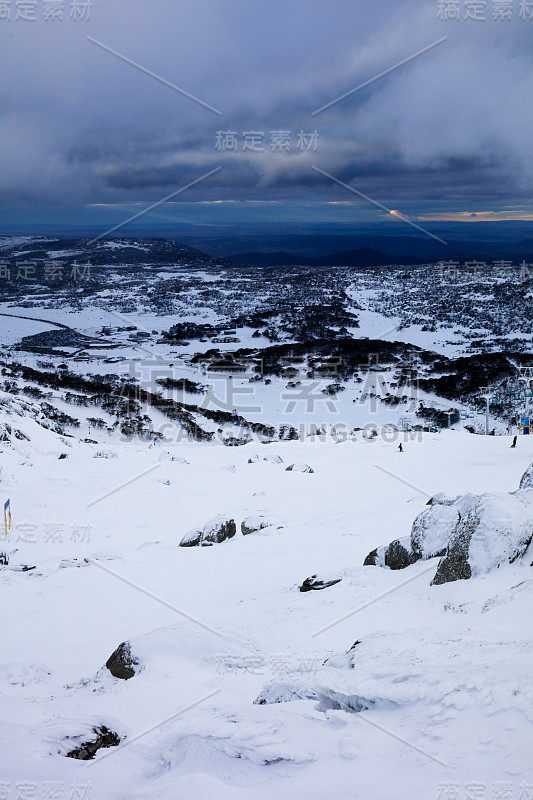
[411,502,460,560]
[285,463,314,473]
[105,641,140,680]
[519,463,533,490]
[247,454,260,463]
[201,515,237,545]
[179,516,237,547]
[364,489,533,584]
[364,536,418,570]
[432,490,533,585]
[263,455,283,464]
[179,528,202,547]
[241,515,282,536]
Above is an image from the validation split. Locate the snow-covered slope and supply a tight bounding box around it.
[1,403,532,799]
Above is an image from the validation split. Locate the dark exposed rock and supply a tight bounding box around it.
[365,500,460,571]
[180,516,237,547]
[384,538,419,570]
[241,515,281,536]
[519,463,533,490]
[202,516,236,544]
[432,544,472,585]
[285,463,314,473]
[0,552,8,566]
[105,641,139,680]
[300,575,342,592]
[364,536,418,570]
[66,725,121,760]
[179,528,202,547]
[363,548,379,566]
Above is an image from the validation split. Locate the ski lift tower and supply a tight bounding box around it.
[517,367,533,434]
[479,387,492,436]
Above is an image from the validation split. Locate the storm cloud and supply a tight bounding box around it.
[1,0,533,222]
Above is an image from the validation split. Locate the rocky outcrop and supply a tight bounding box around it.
[363,536,418,570]
[431,491,533,585]
[411,502,459,560]
[285,463,314,473]
[300,575,342,592]
[105,641,140,680]
[180,516,236,547]
[241,514,283,536]
[179,528,202,547]
[66,726,120,760]
[201,516,237,544]
[384,538,419,570]
[364,488,533,586]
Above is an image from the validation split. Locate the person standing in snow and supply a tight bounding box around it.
[398,443,403,452]
[511,435,517,448]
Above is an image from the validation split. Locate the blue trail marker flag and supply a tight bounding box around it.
[4,499,11,536]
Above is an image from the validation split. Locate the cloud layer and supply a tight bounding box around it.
[1,0,533,219]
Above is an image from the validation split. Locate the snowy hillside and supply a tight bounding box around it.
[1,402,533,798]
[1,238,532,799]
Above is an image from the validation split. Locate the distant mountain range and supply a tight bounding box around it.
[228,248,429,267]
[227,238,533,267]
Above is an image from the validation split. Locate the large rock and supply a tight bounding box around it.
[179,516,237,547]
[364,488,533,585]
[241,514,283,536]
[363,536,418,570]
[411,502,460,560]
[201,515,236,545]
[519,463,533,490]
[384,538,419,570]
[432,490,533,585]
[179,528,202,547]
[105,641,139,680]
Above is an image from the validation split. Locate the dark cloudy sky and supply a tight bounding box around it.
[2,0,533,232]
